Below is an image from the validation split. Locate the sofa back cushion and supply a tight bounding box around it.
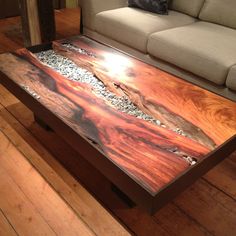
[169,0,205,17]
[199,0,236,29]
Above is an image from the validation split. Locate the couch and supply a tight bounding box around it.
[80,0,236,101]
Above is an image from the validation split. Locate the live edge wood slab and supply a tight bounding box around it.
[0,36,236,214]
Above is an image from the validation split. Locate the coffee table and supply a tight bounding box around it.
[0,36,236,214]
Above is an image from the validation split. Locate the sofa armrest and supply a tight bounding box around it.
[80,0,127,30]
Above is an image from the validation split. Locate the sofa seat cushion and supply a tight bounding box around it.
[95,7,196,53]
[147,22,236,85]
[226,65,236,91]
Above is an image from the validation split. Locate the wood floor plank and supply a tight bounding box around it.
[0,8,81,54]
[0,165,57,236]
[0,132,96,236]
[154,203,212,236]
[0,16,23,53]
[0,209,17,236]
[0,84,19,107]
[0,103,131,236]
[0,33,21,53]
[174,179,236,236]
[203,154,236,200]
[55,8,81,38]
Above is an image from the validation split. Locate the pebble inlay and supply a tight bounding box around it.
[35,49,197,165]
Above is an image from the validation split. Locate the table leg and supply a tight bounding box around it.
[19,0,55,47]
[37,0,56,43]
[19,0,41,46]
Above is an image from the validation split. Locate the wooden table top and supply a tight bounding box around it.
[0,36,236,213]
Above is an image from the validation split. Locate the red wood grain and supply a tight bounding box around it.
[58,37,236,147]
[53,41,217,150]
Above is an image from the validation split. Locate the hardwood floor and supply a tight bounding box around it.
[0,8,236,236]
[0,8,81,53]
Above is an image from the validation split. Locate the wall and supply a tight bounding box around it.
[66,0,79,8]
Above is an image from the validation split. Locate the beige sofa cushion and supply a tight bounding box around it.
[95,7,196,53]
[147,22,236,85]
[199,0,236,29]
[226,65,236,91]
[169,0,205,17]
[81,0,128,30]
